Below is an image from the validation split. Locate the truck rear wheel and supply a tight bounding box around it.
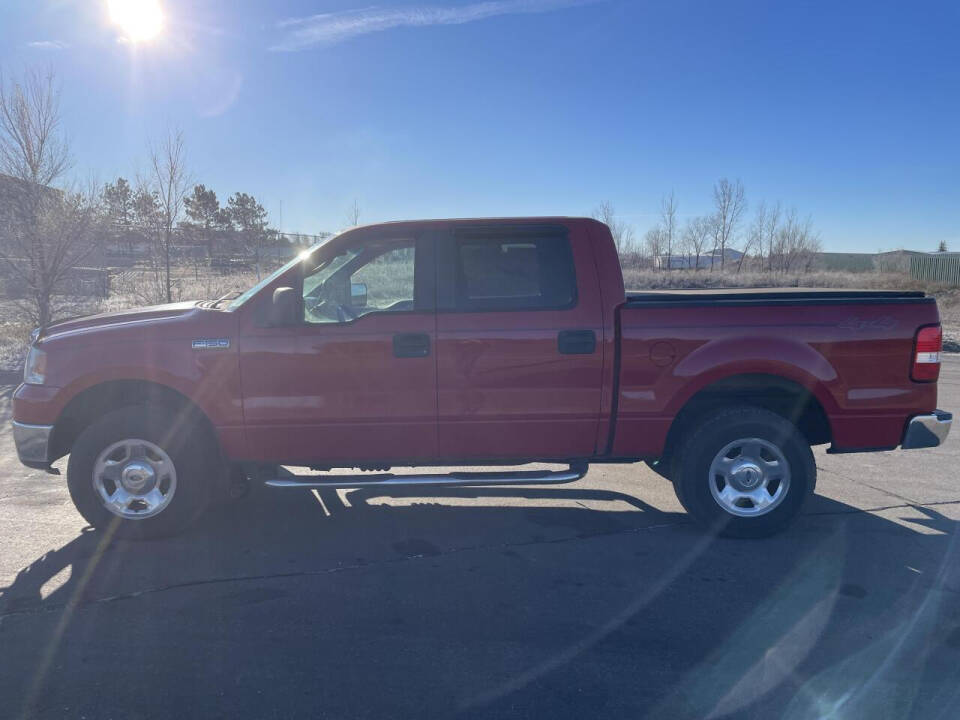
[672,406,815,538]
[67,406,211,539]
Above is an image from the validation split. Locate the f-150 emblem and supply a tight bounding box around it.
[191,338,230,350]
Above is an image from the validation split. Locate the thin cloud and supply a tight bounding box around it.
[26,40,67,50]
[272,0,600,51]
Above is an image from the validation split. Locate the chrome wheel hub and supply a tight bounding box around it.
[120,461,156,492]
[731,461,763,490]
[708,438,791,517]
[93,439,177,520]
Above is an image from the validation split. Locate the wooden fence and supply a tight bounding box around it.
[910,254,960,287]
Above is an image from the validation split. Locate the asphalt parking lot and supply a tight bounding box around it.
[1,360,958,720]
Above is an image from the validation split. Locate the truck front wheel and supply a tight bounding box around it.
[673,406,815,538]
[67,406,211,539]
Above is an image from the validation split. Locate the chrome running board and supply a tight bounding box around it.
[264,463,588,489]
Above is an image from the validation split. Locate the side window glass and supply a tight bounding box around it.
[455,233,576,311]
[351,246,415,314]
[303,239,416,324]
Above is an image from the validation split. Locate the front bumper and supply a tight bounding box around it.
[12,421,54,467]
[902,410,952,449]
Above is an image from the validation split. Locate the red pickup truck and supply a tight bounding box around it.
[12,217,951,539]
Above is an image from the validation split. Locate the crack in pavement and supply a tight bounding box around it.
[1,498,957,622]
[817,464,922,505]
[0,519,690,621]
[804,498,960,516]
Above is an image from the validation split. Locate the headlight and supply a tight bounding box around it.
[23,346,47,385]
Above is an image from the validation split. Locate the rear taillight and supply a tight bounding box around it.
[912,324,942,382]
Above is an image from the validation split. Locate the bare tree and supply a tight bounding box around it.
[760,201,782,273]
[0,69,68,186]
[149,128,190,303]
[772,209,821,273]
[660,191,678,270]
[0,68,100,326]
[127,179,169,302]
[345,198,361,227]
[644,226,666,268]
[710,178,746,271]
[591,201,636,257]
[740,203,768,273]
[682,215,712,271]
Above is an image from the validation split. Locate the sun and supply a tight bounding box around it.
[107,0,165,44]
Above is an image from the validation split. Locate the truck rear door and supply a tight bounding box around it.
[435,222,604,461]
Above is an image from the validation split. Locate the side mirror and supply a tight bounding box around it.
[351,282,368,308]
[270,287,298,326]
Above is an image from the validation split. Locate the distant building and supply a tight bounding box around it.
[816,252,877,273]
[656,247,743,270]
[873,249,924,274]
[910,251,960,286]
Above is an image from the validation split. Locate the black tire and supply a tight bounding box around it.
[67,405,212,540]
[672,406,815,538]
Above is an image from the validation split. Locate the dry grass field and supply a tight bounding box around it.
[0,266,956,373]
[0,269,262,372]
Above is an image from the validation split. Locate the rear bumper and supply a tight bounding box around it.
[12,421,54,467]
[902,410,952,449]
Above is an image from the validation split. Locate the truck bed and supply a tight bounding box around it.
[625,287,933,307]
[613,284,941,458]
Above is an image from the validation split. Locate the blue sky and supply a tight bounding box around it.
[2,0,958,252]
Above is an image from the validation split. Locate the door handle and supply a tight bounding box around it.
[558,329,596,355]
[393,333,431,358]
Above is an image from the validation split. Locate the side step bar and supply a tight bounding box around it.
[264,463,588,490]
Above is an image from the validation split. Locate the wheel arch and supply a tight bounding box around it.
[49,379,224,469]
[660,372,833,464]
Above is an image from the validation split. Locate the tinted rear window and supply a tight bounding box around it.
[454,232,576,311]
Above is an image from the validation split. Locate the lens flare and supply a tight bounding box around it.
[107,0,165,43]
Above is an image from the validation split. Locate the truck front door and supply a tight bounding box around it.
[238,231,438,465]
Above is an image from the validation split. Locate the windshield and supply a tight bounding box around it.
[302,246,360,297]
[226,237,335,310]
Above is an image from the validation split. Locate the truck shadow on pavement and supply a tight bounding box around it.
[1,483,959,719]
